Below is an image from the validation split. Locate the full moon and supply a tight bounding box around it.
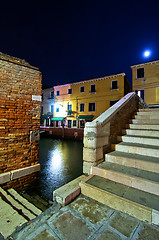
[144,50,151,57]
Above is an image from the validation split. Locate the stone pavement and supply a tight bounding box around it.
[4,194,159,240]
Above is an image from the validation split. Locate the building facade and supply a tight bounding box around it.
[53,84,72,127]
[41,87,54,126]
[52,73,131,128]
[131,60,159,107]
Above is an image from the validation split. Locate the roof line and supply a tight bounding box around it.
[54,72,125,88]
[131,60,159,68]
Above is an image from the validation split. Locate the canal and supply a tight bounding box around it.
[37,137,83,200]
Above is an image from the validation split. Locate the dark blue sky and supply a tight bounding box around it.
[1,0,159,87]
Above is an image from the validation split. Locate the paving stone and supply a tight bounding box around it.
[32,229,55,240]
[53,211,91,240]
[96,230,122,240]
[9,204,61,240]
[138,224,159,240]
[71,197,113,224]
[109,212,138,238]
[6,194,159,240]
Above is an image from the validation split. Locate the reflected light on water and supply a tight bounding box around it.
[38,138,83,200]
[49,147,63,172]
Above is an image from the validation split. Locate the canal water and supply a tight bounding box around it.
[37,137,83,200]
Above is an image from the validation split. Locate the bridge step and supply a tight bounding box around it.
[79,175,159,225]
[81,108,159,225]
[129,123,159,130]
[105,151,159,173]
[130,119,159,124]
[122,129,159,137]
[138,108,159,112]
[135,112,159,120]
[115,142,159,158]
[117,135,159,146]
[92,162,159,195]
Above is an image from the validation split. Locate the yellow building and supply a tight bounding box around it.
[131,60,159,106]
[53,73,131,128]
[52,84,72,127]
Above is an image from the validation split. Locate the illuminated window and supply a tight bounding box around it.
[137,68,144,78]
[67,104,72,115]
[111,80,118,90]
[56,90,60,96]
[90,84,96,93]
[89,102,95,112]
[80,103,85,112]
[68,104,72,110]
[80,86,85,93]
[68,88,72,94]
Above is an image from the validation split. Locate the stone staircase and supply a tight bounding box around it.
[80,108,159,225]
[0,187,44,238]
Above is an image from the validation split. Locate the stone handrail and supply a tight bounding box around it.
[83,92,139,174]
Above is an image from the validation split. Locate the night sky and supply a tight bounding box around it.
[1,0,159,87]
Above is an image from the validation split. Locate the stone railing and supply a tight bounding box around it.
[83,92,140,175]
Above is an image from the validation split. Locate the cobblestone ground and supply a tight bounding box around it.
[5,195,159,240]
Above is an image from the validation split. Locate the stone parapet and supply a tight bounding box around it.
[0,164,40,185]
[83,92,139,174]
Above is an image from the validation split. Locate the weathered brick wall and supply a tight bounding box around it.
[0,52,42,190]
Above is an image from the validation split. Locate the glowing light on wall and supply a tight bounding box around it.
[54,102,68,117]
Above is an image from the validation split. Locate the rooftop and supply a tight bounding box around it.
[131,60,159,68]
[54,72,125,88]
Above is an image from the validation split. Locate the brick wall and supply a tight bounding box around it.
[0,52,42,190]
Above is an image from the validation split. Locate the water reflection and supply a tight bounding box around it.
[38,138,83,200]
[49,147,63,172]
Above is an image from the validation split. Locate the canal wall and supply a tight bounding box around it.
[0,52,42,190]
[40,127,84,140]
